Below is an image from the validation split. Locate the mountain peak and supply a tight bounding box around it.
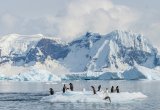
[0,30,160,80]
[103,30,155,53]
[108,29,143,39]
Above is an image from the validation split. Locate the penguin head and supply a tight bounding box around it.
[91,86,94,89]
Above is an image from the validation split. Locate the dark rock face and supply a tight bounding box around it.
[37,39,70,59]
[25,38,70,63]
[69,32,101,49]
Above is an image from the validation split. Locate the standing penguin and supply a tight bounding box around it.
[63,84,66,93]
[91,86,96,94]
[111,86,114,93]
[116,86,119,93]
[97,85,101,91]
[49,88,54,95]
[69,83,73,91]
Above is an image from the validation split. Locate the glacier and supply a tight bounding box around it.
[0,68,61,82]
[0,30,160,81]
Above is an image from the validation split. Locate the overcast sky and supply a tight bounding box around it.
[0,0,159,47]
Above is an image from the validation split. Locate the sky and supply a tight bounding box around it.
[0,0,159,47]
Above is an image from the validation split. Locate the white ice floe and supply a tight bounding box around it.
[41,91,147,103]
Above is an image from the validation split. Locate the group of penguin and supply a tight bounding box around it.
[49,83,119,103]
[91,85,119,94]
[49,83,73,95]
[90,85,119,103]
[49,84,119,94]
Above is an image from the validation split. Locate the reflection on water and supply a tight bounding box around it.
[0,80,160,110]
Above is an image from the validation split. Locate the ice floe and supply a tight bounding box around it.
[41,91,147,103]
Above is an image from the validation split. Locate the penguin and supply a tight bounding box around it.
[69,83,73,91]
[49,88,54,95]
[111,86,114,93]
[63,84,66,93]
[97,85,101,91]
[116,86,119,93]
[104,88,111,103]
[91,86,96,94]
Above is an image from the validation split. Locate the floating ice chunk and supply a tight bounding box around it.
[41,91,147,103]
[110,92,147,103]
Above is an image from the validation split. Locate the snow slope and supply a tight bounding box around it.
[0,34,44,56]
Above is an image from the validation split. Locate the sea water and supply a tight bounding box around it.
[0,80,160,110]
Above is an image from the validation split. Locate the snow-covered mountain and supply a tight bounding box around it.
[0,30,160,81]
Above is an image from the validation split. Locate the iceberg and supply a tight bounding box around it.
[13,68,61,82]
[41,91,147,103]
[0,67,61,82]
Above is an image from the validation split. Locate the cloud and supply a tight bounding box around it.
[50,0,139,41]
[144,22,160,48]
[0,14,17,30]
[0,0,139,41]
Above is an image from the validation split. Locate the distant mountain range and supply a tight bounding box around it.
[0,30,160,81]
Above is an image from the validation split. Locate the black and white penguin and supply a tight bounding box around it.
[69,83,73,91]
[97,85,101,91]
[111,86,114,93]
[116,86,119,93]
[49,88,54,95]
[91,86,96,94]
[63,84,66,93]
